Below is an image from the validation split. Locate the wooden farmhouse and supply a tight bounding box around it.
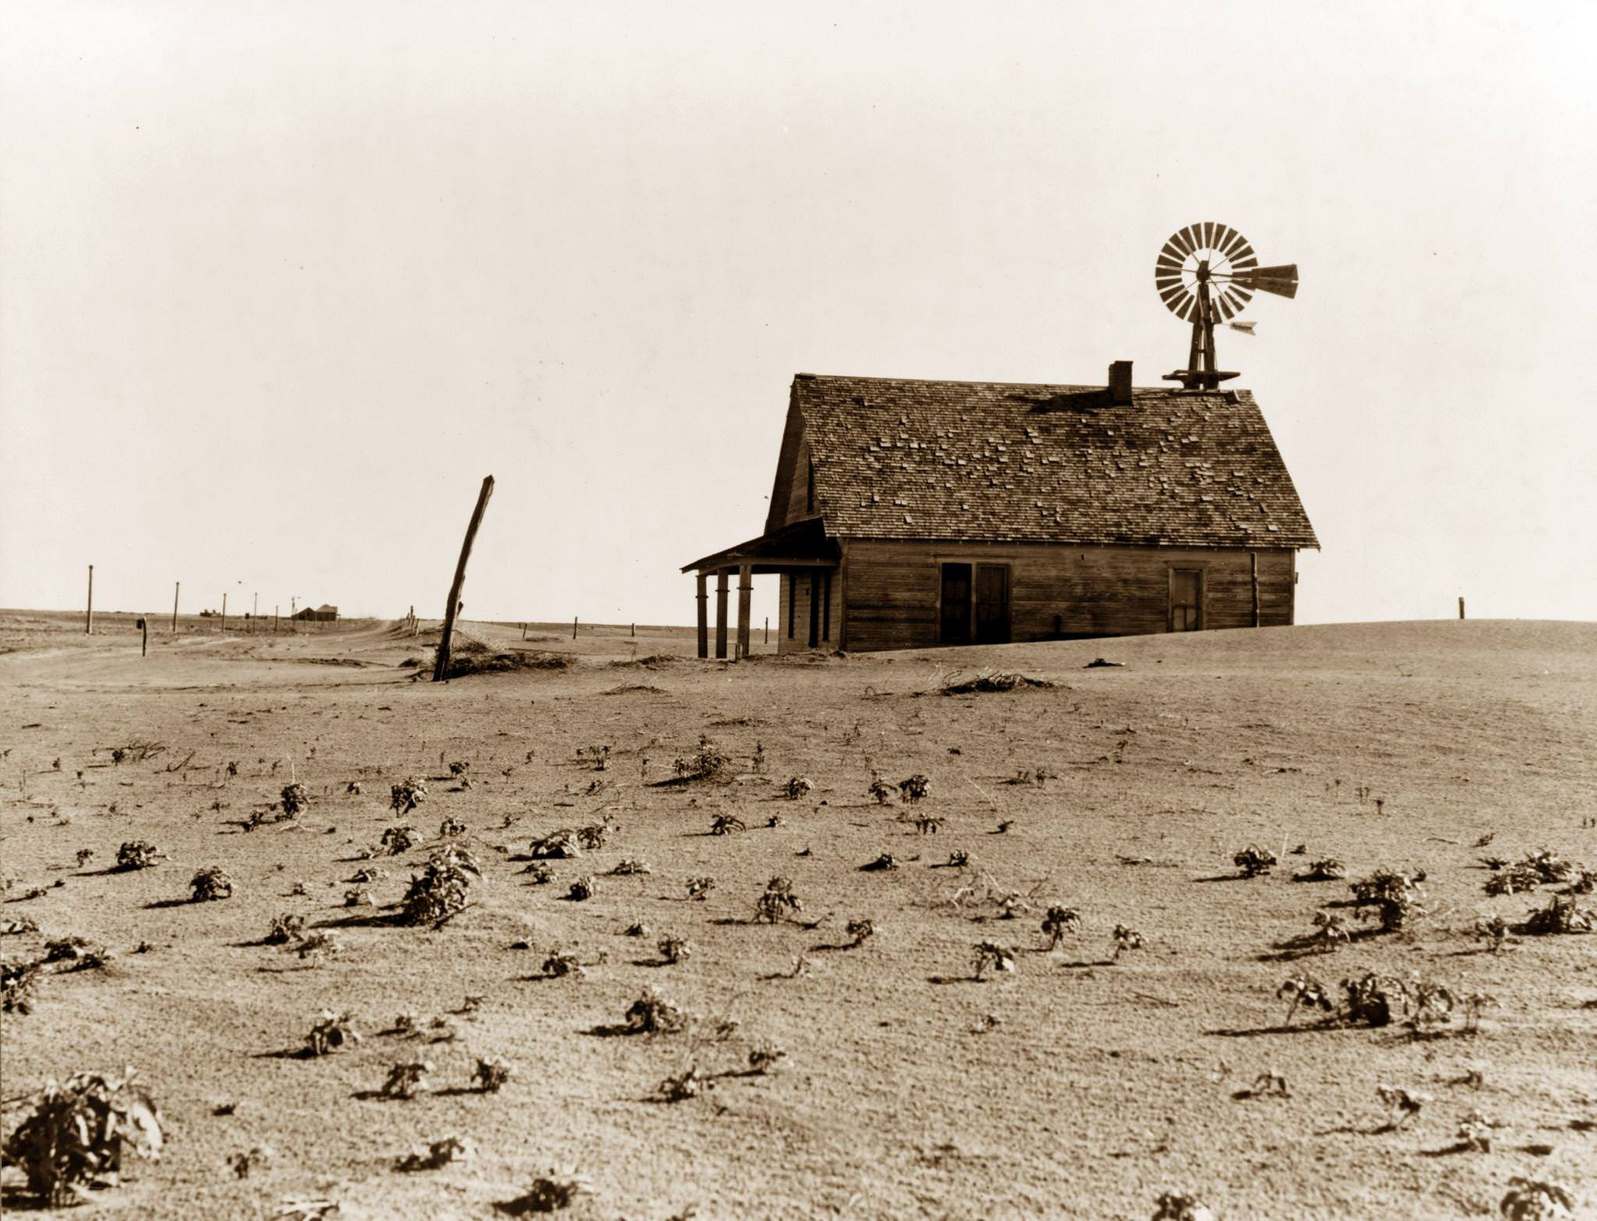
[682,362,1317,656]
[294,604,339,622]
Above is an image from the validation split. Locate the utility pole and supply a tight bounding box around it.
[85,565,94,634]
[221,591,227,633]
[172,581,180,631]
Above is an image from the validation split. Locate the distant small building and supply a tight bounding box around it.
[295,604,339,622]
[683,364,1318,656]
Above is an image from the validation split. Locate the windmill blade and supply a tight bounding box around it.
[1231,263,1298,298]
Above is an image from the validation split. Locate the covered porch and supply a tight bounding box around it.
[680,517,841,659]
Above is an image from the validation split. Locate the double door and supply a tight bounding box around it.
[940,562,1010,645]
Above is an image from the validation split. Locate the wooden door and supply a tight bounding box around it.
[974,564,1010,644]
[940,563,972,644]
[1169,568,1203,631]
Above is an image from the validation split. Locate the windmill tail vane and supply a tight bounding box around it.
[1154,222,1298,390]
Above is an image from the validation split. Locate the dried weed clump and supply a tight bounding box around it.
[1233,845,1278,878]
[381,825,420,856]
[189,866,234,902]
[673,737,730,783]
[3,958,43,1013]
[1498,1177,1577,1219]
[399,847,480,926]
[473,1058,512,1093]
[1351,868,1425,933]
[306,1010,360,1056]
[381,1060,432,1100]
[530,829,580,859]
[280,782,310,818]
[782,776,813,800]
[1518,895,1594,936]
[396,1136,473,1172]
[1040,906,1080,950]
[391,778,427,814]
[753,876,803,923]
[114,841,164,871]
[1,1066,163,1206]
[265,913,306,945]
[625,988,688,1035]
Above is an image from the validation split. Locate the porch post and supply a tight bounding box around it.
[695,573,708,659]
[714,570,729,659]
[735,563,752,660]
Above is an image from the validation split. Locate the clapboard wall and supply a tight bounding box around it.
[839,539,1294,652]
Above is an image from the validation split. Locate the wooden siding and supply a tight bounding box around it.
[842,540,1295,652]
[778,567,844,654]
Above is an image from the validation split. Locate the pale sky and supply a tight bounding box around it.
[3,2,1593,628]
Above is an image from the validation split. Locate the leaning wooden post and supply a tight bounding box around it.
[85,565,94,634]
[1458,596,1465,620]
[695,573,708,658]
[572,616,578,640]
[735,564,753,660]
[220,591,227,633]
[1250,552,1260,627]
[172,581,180,631]
[432,475,495,682]
[137,617,148,657]
[714,571,729,659]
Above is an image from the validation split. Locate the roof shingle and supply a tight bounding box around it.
[793,374,1318,549]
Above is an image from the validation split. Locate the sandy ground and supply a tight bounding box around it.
[1,611,1594,1219]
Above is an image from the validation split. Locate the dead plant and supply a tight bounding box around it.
[1498,1177,1576,1219]
[685,877,715,901]
[473,1058,512,1093]
[709,813,746,836]
[498,1175,590,1214]
[114,841,163,871]
[1233,844,1278,878]
[189,866,234,902]
[747,1043,786,1074]
[3,959,42,1013]
[1518,895,1594,935]
[1375,1083,1426,1129]
[306,1010,360,1056]
[530,829,579,858]
[1311,910,1352,951]
[1340,971,1408,1027]
[1351,868,1425,933]
[542,951,584,978]
[576,823,610,851]
[869,778,895,805]
[1151,1193,1215,1221]
[0,1066,163,1206]
[391,778,427,814]
[438,815,466,838]
[656,1065,705,1103]
[567,876,596,902]
[381,825,419,855]
[1040,906,1081,950]
[625,988,689,1034]
[753,876,802,923]
[399,847,479,926]
[898,774,930,804]
[971,941,1016,980]
[674,737,729,783]
[782,776,813,800]
[396,1136,472,1171]
[1112,925,1144,960]
[845,919,875,947]
[381,1060,431,1100]
[1474,913,1511,953]
[861,853,898,872]
[265,913,305,945]
[658,935,691,964]
[280,782,309,818]
[611,859,651,876]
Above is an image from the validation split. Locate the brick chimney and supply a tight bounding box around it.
[1108,360,1133,405]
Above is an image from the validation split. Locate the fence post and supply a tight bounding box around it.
[1458,596,1465,620]
[85,565,94,635]
[572,616,578,640]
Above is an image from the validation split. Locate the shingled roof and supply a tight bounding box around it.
[780,374,1318,550]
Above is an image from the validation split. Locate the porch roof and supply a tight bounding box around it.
[681,516,840,574]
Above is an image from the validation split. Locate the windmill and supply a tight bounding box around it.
[1155,222,1298,390]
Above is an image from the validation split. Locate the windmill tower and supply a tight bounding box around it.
[1155,222,1299,390]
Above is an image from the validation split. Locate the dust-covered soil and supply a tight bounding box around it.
[1,612,1594,1219]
